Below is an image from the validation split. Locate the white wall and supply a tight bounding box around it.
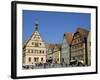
[61,37,70,64]
[0,0,99,80]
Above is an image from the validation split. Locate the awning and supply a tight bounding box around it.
[78,60,84,64]
[70,60,76,62]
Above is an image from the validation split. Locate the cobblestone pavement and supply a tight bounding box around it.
[22,63,70,69]
[22,62,85,70]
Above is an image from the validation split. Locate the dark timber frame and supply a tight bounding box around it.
[11,1,98,79]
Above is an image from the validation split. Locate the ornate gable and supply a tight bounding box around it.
[23,21,45,48]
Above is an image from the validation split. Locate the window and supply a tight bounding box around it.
[31,50,33,53]
[42,50,44,53]
[40,43,41,45]
[32,42,34,45]
[29,57,31,62]
[72,46,75,49]
[41,57,43,61]
[79,44,81,48]
[28,50,30,53]
[40,50,41,53]
[73,40,76,44]
[76,44,78,48]
[77,39,79,43]
[80,55,83,60]
[80,38,82,42]
[46,51,47,53]
[57,58,59,61]
[78,44,80,48]
[78,39,80,42]
[73,57,75,60]
[76,45,78,48]
[76,34,79,38]
[34,57,39,62]
[35,50,38,53]
[80,43,83,47]
[62,58,64,62]
[35,43,38,47]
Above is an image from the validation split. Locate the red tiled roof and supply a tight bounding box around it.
[45,43,61,50]
[64,32,73,45]
[45,43,55,49]
[76,27,89,38]
[55,44,62,49]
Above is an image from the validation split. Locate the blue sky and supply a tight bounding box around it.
[23,10,90,44]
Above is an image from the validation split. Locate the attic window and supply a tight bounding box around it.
[32,42,34,45]
[35,43,38,47]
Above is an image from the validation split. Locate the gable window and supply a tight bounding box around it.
[35,43,38,47]
[32,42,34,45]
